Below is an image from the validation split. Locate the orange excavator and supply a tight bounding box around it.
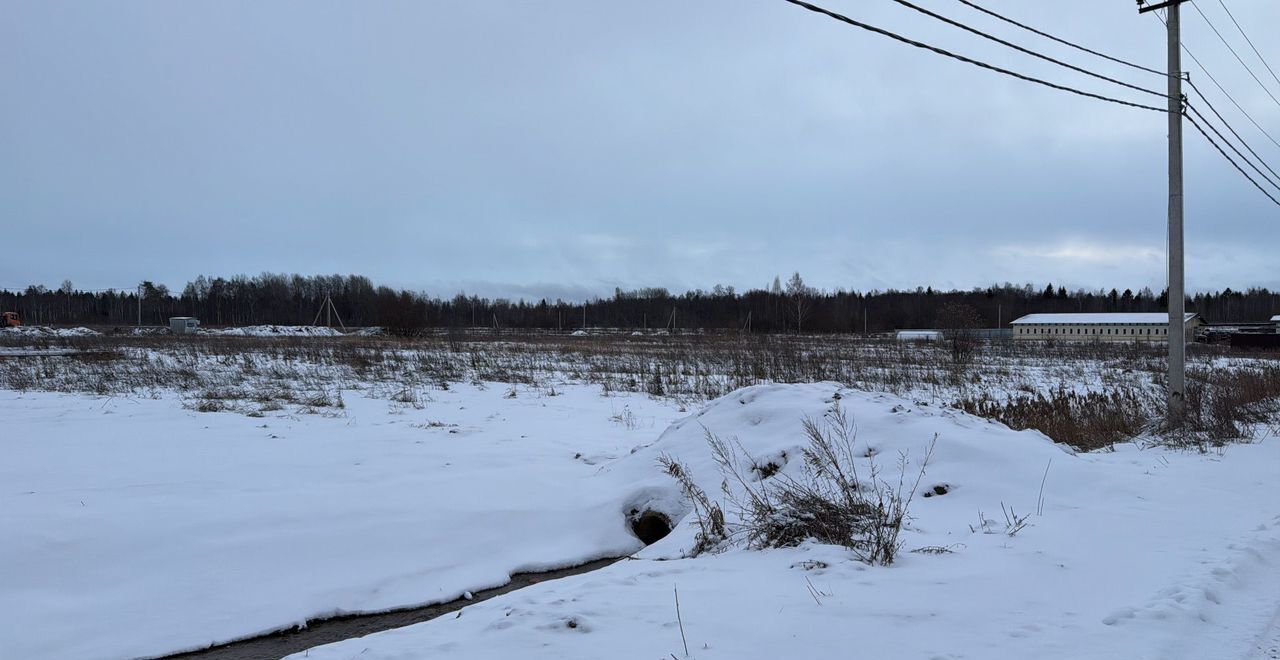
[3,311,21,327]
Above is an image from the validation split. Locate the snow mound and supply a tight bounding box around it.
[608,382,1069,557]
[0,325,101,337]
[205,325,344,337]
[128,326,171,336]
[292,384,1280,660]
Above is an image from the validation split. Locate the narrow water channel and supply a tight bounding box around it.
[153,556,624,660]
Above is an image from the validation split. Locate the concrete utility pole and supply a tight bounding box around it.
[1139,0,1188,423]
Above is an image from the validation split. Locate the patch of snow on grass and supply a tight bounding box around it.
[0,325,101,337]
[204,325,344,337]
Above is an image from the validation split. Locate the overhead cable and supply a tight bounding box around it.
[888,0,1167,99]
[782,0,1165,112]
[952,0,1166,77]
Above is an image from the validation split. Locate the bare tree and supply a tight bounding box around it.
[936,301,983,365]
[785,272,814,333]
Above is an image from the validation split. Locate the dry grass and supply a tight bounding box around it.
[1176,365,1280,446]
[663,404,934,566]
[1,330,1277,449]
[658,456,726,556]
[955,387,1159,451]
[955,362,1280,450]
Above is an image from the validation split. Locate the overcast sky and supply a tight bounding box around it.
[3,0,1278,301]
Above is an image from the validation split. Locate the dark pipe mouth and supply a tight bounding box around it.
[629,510,673,545]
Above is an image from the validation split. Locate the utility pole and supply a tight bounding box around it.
[1140,0,1188,423]
[311,295,346,330]
[137,283,142,327]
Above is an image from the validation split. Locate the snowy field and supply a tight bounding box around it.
[2,335,1279,659]
[0,330,1261,412]
[1,384,683,659]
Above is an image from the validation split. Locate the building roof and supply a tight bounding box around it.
[895,330,942,337]
[1010,313,1198,325]
[1272,315,1280,322]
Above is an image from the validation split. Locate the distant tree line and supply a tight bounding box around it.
[2,273,1278,333]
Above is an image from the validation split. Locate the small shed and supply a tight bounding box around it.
[1272,315,1280,333]
[169,317,200,335]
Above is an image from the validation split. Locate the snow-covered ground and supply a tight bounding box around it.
[289,384,1280,660]
[202,324,344,337]
[0,325,101,337]
[2,382,1278,660]
[0,384,682,659]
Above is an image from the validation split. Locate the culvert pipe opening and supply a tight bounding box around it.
[629,510,673,545]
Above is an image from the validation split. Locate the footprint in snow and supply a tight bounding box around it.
[1102,607,1137,625]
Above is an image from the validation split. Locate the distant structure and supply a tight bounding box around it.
[1011,313,1201,342]
[1273,315,1280,333]
[895,330,942,341]
[895,328,1011,341]
[169,317,200,335]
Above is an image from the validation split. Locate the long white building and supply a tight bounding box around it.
[1010,313,1201,342]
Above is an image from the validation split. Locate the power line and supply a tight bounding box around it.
[1185,110,1280,207]
[951,0,1166,77]
[1186,80,1280,183]
[781,0,1165,112]
[931,2,1280,203]
[1186,58,1280,151]
[1185,102,1280,193]
[887,0,1167,99]
[1152,10,1280,153]
[1213,0,1280,91]
[1188,0,1280,111]
[780,1,1277,210]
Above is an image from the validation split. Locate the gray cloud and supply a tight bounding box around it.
[3,0,1278,300]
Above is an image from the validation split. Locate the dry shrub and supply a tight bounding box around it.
[665,404,933,566]
[194,398,226,413]
[935,301,983,366]
[957,387,1158,451]
[961,365,1280,450]
[1176,365,1280,445]
[658,455,726,555]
